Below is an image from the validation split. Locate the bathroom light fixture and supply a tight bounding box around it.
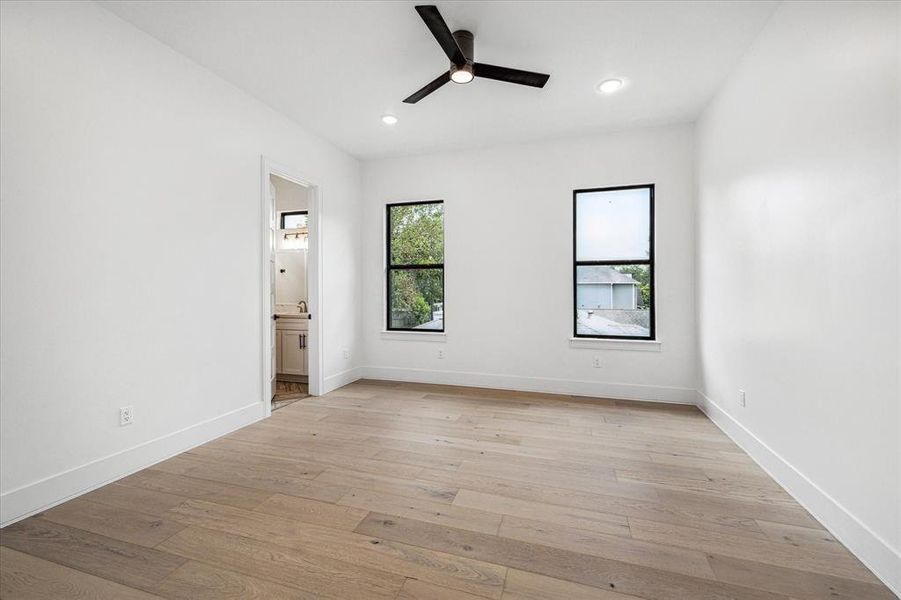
[282,226,309,250]
[596,78,624,94]
[381,114,398,125]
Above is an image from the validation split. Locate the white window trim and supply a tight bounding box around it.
[381,330,447,342]
[568,337,661,352]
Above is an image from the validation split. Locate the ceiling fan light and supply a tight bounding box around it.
[450,64,474,84]
[596,78,624,94]
[381,114,398,125]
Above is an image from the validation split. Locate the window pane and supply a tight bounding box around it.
[389,268,443,330]
[576,188,650,261]
[282,212,307,229]
[389,203,444,265]
[576,264,650,337]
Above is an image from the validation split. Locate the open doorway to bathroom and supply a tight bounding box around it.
[270,174,311,410]
[261,157,322,416]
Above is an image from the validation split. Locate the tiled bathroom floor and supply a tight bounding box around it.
[272,380,309,411]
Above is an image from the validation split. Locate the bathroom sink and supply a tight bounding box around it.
[274,303,309,318]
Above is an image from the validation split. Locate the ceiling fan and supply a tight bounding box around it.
[403,5,550,104]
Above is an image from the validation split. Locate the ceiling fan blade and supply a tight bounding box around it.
[403,72,452,104]
[415,5,466,66]
[473,63,550,88]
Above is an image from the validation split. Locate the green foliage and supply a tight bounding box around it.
[411,294,432,324]
[389,204,444,326]
[390,204,444,265]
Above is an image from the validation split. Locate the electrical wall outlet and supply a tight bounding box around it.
[119,406,134,426]
[592,356,602,368]
[437,349,445,359]
[738,389,747,408]
[343,349,350,359]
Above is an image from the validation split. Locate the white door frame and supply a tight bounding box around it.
[260,156,323,417]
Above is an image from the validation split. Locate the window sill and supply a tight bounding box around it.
[568,338,661,352]
[381,330,447,342]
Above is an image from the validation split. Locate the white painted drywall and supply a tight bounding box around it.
[696,1,900,590]
[361,125,696,402]
[272,176,309,305]
[0,1,361,524]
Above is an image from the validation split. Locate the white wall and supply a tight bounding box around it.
[272,176,309,305]
[0,1,361,524]
[361,125,696,402]
[695,1,900,591]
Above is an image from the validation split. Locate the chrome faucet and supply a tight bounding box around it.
[297,300,308,313]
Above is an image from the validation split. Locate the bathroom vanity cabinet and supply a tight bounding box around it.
[276,315,309,376]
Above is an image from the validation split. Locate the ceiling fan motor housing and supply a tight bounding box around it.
[452,30,474,63]
[450,30,474,83]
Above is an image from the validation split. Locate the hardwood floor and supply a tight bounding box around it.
[0,380,893,599]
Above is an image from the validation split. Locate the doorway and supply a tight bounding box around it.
[261,157,322,416]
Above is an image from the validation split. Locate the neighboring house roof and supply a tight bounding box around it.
[414,318,443,330]
[577,266,639,285]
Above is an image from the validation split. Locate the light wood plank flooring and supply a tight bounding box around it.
[1,380,893,599]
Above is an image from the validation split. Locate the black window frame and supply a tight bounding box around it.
[280,210,308,229]
[385,200,445,333]
[572,183,656,341]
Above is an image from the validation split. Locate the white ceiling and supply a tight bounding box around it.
[100,1,777,160]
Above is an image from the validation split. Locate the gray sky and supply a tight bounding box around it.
[576,188,650,261]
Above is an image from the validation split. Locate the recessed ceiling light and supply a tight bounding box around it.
[381,114,398,125]
[596,79,624,94]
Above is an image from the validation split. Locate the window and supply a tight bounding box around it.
[386,201,444,331]
[280,211,308,230]
[573,184,654,340]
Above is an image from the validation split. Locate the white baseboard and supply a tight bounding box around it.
[696,391,900,596]
[358,366,696,404]
[323,367,362,394]
[0,401,265,527]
